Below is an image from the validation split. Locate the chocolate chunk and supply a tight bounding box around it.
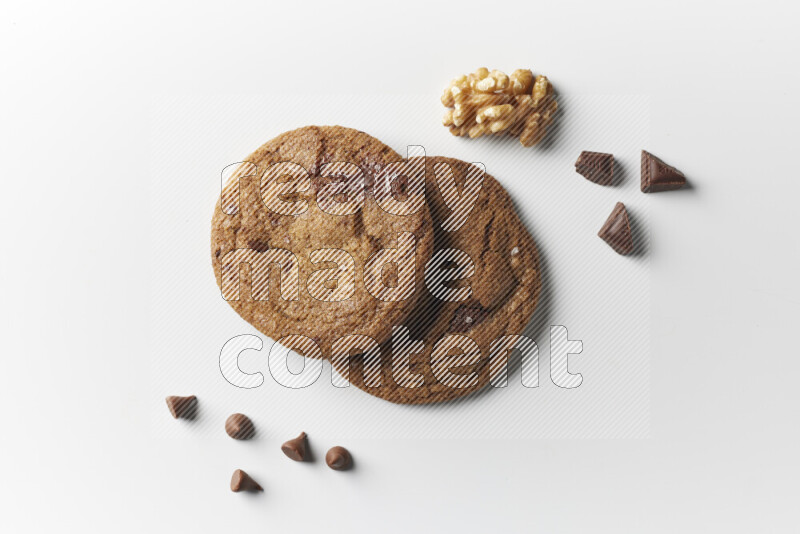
[230,469,263,492]
[598,202,633,255]
[165,395,197,419]
[325,446,352,471]
[225,413,255,440]
[640,150,686,192]
[575,151,614,185]
[448,304,489,333]
[247,238,270,252]
[281,432,308,462]
[390,174,410,201]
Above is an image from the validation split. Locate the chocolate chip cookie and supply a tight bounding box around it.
[332,156,541,404]
[211,126,435,357]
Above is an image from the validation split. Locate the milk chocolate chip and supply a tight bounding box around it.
[325,446,352,471]
[225,413,255,440]
[230,469,262,492]
[598,202,634,255]
[165,395,197,419]
[575,151,614,185]
[281,432,308,462]
[641,150,686,192]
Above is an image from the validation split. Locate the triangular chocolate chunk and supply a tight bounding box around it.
[598,202,633,255]
[575,151,614,185]
[165,395,197,419]
[230,469,263,492]
[641,150,686,192]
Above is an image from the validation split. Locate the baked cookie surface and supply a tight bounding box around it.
[332,156,541,404]
[210,126,434,356]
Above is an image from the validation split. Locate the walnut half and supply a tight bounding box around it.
[441,68,557,147]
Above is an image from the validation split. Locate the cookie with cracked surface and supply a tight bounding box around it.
[211,126,434,357]
[332,156,541,404]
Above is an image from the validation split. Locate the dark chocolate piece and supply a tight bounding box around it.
[640,150,686,192]
[230,469,262,492]
[575,151,614,185]
[225,413,255,440]
[598,202,633,255]
[165,395,197,419]
[325,446,352,471]
[281,432,308,462]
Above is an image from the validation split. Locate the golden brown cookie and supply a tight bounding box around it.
[332,156,541,404]
[211,126,434,357]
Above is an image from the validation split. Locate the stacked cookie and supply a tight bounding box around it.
[211,126,541,404]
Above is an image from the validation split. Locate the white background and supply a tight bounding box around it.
[2,0,799,532]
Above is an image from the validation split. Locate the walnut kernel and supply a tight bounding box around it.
[441,67,557,147]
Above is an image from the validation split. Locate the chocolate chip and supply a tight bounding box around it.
[575,151,614,185]
[225,413,255,440]
[281,432,308,462]
[391,174,410,201]
[363,173,375,190]
[641,150,686,192]
[165,395,197,419]
[598,202,633,255]
[230,469,262,492]
[448,304,489,333]
[248,238,269,252]
[325,446,352,471]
